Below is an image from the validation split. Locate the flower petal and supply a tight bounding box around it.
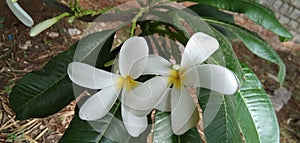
[123,76,169,112]
[181,32,219,70]
[124,107,153,117]
[79,85,121,121]
[143,55,172,76]
[202,92,224,129]
[171,87,199,135]
[122,104,147,137]
[182,64,239,95]
[119,37,149,78]
[68,62,119,89]
[155,88,171,112]
[120,88,152,117]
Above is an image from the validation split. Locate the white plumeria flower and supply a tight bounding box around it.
[122,32,239,135]
[67,36,150,137]
[6,0,34,27]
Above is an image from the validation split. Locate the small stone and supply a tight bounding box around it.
[19,40,32,50]
[47,32,59,38]
[270,95,284,112]
[270,87,292,111]
[67,28,81,36]
[100,22,106,27]
[274,87,292,104]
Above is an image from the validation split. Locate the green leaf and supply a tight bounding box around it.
[235,63,279,143]
[150,4,215,41]
[167,5,244,81]
[9,30,115,119]
[187,4,234,24]
[6,0,34,27]
[171,5,244,83]
[30,12,70,37]
[152,111,176,142]
[9,44,76,119]
[172,8,214,38]
[205,18,286,85]
[180,128,202,143]
[152,111,203,143]
[181,0,293,41]
[198,89,243,143]
[59,101,130,143]
[209,27,244,84]
[186,4,236,38]
[149,4,241,81]
[95,32,118,70]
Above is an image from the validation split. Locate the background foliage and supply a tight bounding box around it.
[8,0,292,142]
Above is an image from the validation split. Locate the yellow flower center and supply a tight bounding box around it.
[168,65,182,89]
[117,76,139,91]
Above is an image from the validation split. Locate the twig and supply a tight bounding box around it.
[34,127,49,140]
[24,122,42,135]
[190,87,207,143]
[12,119,39,134]
[4,60,17,79]
[23,134,38,143]
[198,106,206,143]
[0,117,18,131]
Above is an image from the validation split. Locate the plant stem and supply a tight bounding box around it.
[198,106,207,143]
[130,7,147,37]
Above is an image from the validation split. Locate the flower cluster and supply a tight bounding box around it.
[67,32,239,137]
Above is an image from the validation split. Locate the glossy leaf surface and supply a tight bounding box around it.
[180,0,293,41]
[9,30,115,119]
[205,18,286,85]
[152,111,203,143]
[235,63,279,143]
[59,102,130,143]
[198,89,243,143]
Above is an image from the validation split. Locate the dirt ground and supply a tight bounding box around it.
[0,1,299,143]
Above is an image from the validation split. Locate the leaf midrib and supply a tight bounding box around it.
[16,63,70,112]
[237,72,262,142]
[97,100,121,142]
